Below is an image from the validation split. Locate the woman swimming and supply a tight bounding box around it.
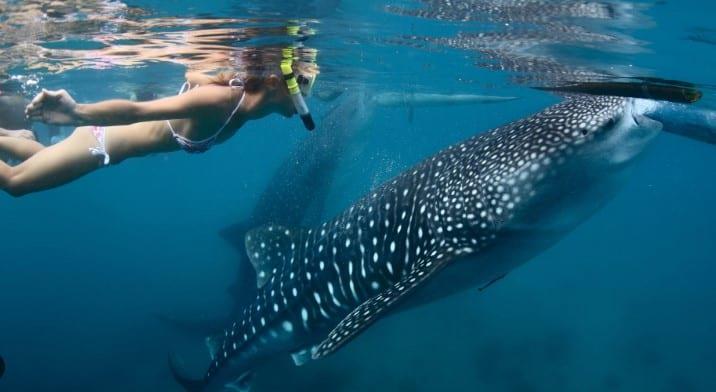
[0,52,317,197]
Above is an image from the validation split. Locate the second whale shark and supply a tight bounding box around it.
[172,94,713,391]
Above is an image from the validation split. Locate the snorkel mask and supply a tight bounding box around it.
[281,48,316,131]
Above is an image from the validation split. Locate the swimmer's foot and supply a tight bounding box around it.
[0,127,37,141]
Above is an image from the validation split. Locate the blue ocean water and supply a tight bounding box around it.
[1,0,715,391]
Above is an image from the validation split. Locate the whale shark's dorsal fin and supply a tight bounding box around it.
[205,335,221,360]
[312,247,457,359]
[245,225,308,288]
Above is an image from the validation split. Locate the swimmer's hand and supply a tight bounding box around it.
[25,89,81,125]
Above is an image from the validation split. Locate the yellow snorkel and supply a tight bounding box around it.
[281,48,315,131]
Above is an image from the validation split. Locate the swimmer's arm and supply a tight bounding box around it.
[77,85,233,125]
[26,86,232,126]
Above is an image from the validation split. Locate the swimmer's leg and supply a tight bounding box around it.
[0,127,38,141]
[0,127,44,161]
[0,127,104,197]
[0,136,46,162]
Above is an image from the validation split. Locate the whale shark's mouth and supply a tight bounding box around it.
[632,112,645,126]
[632,113,663,132]
[603,110,663,165]
[583,100,664,167]
[626,98,663,134]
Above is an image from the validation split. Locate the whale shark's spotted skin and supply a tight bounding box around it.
[179,95,660,390]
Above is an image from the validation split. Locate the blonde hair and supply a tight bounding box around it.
[208,46,319,93]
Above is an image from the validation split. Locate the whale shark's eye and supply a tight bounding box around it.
[580,128,589,136]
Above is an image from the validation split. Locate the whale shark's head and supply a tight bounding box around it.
[577,97,663,169]
[498,96,664,233]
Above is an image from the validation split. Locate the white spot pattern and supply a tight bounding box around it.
[204,96,634,380]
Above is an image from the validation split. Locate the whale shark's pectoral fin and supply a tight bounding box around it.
[246,225,307,288]
[312,252,454,359]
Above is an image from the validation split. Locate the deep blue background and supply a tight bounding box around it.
[1,0,715,391]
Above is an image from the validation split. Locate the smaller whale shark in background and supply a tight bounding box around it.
[170,94,714,391]
[159,88,518,337]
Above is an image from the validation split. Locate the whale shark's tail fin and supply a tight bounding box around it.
[169,353,205,392]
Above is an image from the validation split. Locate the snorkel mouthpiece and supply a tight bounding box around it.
[281,57,315,131]
[299,110,316,131]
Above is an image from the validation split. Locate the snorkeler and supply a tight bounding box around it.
[0,49,317,197]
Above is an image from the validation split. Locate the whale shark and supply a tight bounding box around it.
[159,88,518,337]
[170,94,712,391]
